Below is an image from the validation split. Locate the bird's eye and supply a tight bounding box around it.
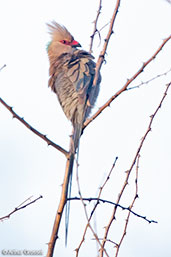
[59,40,73,46]
[60,40,67,44]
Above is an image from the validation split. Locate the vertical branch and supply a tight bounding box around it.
[47,138,73,257]
[89,0,102,53]
[75,157,118,257]
[93,0,121,86]
[75,154,110,257]
[115,155,140,257]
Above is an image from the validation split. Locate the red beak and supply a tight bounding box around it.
[71,40,81,47]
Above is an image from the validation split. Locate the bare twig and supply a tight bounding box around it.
[99,22,110,33]
[84,34,171,130]
[89,0,102,53]
[98,157,118,197]
[0,64,6,71]
[0,98,69,157]
[75,155,110,257]
[93,238,118,246]
[115,154,140,257]
[0,195,43,221]
[99,82,171,257]
[128,68,171,90]
[91,0,121,92]
[68,196,157,224]
[75,157,118,257]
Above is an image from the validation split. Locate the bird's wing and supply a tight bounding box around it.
[66,51,96,107]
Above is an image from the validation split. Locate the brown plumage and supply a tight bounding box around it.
[47,21,101,243]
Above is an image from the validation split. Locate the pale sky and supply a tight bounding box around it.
[0,0,171,257]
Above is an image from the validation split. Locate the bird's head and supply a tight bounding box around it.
[47,21,81,61]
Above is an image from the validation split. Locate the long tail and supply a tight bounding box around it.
[65,123,82,245]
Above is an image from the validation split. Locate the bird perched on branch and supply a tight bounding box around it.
[47,21,101,243]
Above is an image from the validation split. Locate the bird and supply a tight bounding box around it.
[47,21,101,243]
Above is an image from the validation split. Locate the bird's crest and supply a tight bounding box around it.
[47,21,73,42]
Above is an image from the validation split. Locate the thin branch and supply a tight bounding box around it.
[0,64,6,71]
[0,195,43,221]
[93,238,118,246]
[68,196,157,224]
[99,22,111,33]
[128,68,171,90]
[0,97,69,157]
[115,154,140,257]
[89,0,102,53]
[84,34,171,130]
[99,81,171,257]
[98,157,118,197]
[75,154,110,257]
[91,0,121,91]
[75,157,118,257]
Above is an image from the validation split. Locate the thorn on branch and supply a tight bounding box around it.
[67,197,157,224]
[99,54,105,59]
[90,29,98,38]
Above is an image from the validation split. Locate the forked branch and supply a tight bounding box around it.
[99,82,171,257]
[89,0,102,53]
[84,34,171,130]
[0,196,43,221]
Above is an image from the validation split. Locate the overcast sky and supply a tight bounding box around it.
[0,0,171,257]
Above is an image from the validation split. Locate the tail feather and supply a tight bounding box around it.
[73,123,82,153]
[65,152,74,246]
[65,123,82,245]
